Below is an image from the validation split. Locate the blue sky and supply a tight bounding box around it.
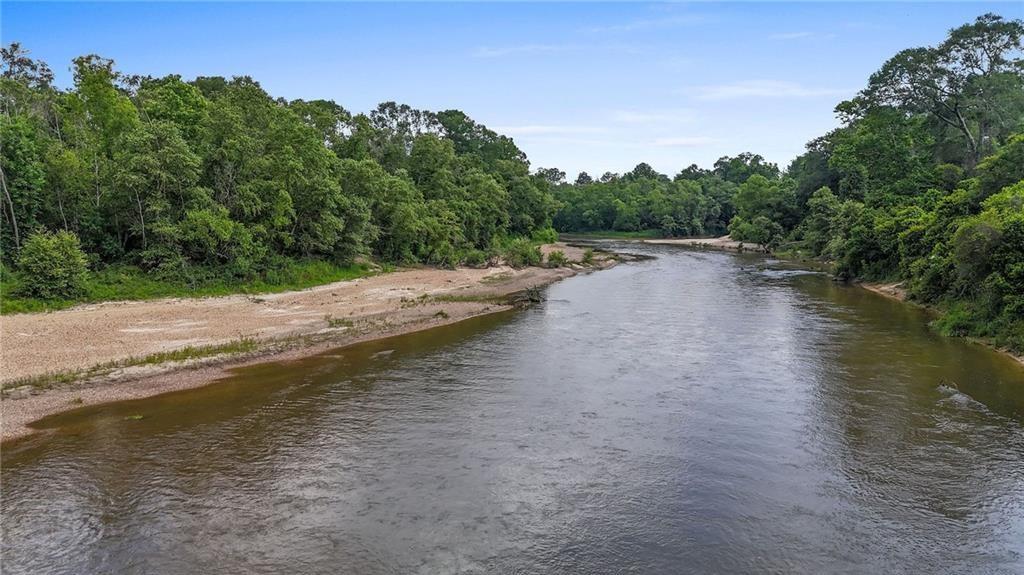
[3,2,1020,177]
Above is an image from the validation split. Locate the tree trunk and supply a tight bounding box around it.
[134,190,147,250]
[57,190,69,230]
[0,165,20,249]
[94,155,102,208]
[953,107,979,166]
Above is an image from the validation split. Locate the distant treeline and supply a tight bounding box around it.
[551,14,1024,352]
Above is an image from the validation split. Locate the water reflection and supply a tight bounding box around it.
[3,245,1023,574]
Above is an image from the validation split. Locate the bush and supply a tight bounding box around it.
[934,304,976,338]
[16,229,90,299]
[546,250,568,268]
[531,227,559,244]
[502,238,542,268]
[581,248,595,265]
[461,249,488,268]
[728,215,783,248]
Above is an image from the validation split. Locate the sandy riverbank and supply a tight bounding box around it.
[643,235,765,252]
[1,243,613,442]
[859,281,910,301]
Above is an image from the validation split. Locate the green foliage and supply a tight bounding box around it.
[552,163,735,237]
[0,45,558,310]
[460,248,489,268]
[976,134,1024,200]
[728,215,782,247]
[712,152,779,184]
[501,238,542,268]
[546,250,568,268]
[531,227,559,244]
[561,229,661,239]
[2,260,372,314]
[15,229,89,299]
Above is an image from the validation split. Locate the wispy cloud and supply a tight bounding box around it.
[843,21,888,32]
[652,136,717,148]
[657,55,695,72]
[769,31,837,40]
[472,42,646,59]
[684,80,848,101]
[610,108,695,124]
[472,44,575,58]
[770,31,814,40]
[493,125,607,136]
[584,14,706,34]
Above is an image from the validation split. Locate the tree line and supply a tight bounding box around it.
[1,47,560,304]
[551,14,1024,351]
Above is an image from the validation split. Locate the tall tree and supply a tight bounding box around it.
[849,13,1024,165]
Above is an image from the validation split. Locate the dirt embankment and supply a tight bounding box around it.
[0,243,615,442]
[859,281,909,301]
[643,235,766,252]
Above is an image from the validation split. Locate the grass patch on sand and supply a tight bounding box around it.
[3,337,261,392]
[325,314,355,328]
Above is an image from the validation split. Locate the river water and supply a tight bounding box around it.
[3,245,1024,574]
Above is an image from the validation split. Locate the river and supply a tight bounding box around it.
[2,244,1023,574]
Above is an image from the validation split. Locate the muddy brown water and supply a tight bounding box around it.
[3,244,1023,574]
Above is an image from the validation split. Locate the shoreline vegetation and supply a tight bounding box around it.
[858,281,1024,367]
[0,259,379,315]
[550,15,1024,358]
[579,232,1024,366]
[0,243,618,443]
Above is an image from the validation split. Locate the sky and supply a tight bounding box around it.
[3,2,1021,178]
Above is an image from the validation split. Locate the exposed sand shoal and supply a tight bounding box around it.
[540,243,589,261]
[644,235,765,252]
[1,243,615,442]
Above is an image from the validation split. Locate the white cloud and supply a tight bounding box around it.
[472,43,645,59]
[652,136,717,147]
[584,14,706,34]
[610,108,695,124]
[685,80,848,101]
[514,136,619,148]
[472,44,574,58]
[493,125,607,136]
[770,31,815,40]
[769,31,837,40]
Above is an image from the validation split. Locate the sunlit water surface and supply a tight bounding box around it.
[3,245,1024,574]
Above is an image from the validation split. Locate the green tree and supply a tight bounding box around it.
[16,229,89,299]
[850,13,1024,165]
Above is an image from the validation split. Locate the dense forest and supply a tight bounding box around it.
[1,47,560,309]
[1,14,1022,352]
[552,14,1024,353]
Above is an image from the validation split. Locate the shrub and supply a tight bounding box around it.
[581,248,595,265]
[16,229,90,299]
[933,304,975,338]
[546,250,568,268]
[461,249,488,268]
[728,215,783,248]
[531,227,559,244]
[502,238,542,268]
